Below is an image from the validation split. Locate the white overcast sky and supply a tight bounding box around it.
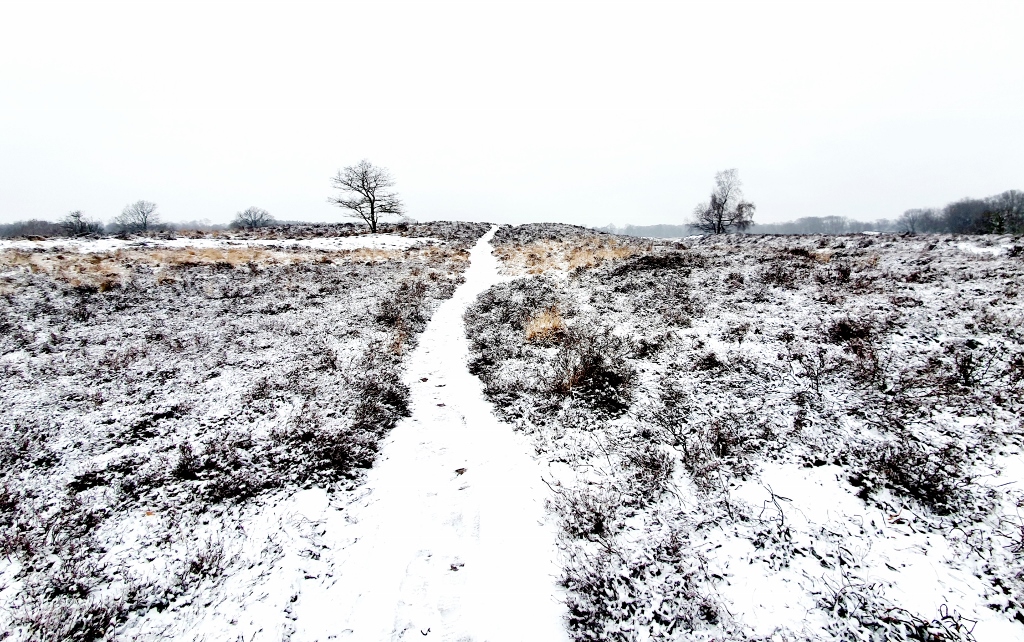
[1,0,1021,227]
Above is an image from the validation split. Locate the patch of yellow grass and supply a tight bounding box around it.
[145,247,278,267]
[0,243,467,291]
[524,306,565,342]
[0,249,130,290]
[496,237,645,274]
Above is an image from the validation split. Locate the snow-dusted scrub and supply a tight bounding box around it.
[491,222,651,274]
[468,226,1024,641]
[0,223,486,641]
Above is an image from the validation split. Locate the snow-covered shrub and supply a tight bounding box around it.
[621,436,675,506]
[820,577,977,641]
[472,226,1024,640]
[548,323,635,412]
[758,261,798,289]
[14,593,126,642]
[549,484,622,541]
[849,437,973,515]
[178,536,228,592]
[561,533,724,641]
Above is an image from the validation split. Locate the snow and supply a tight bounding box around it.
[727,462,1024,641]
[286,226,568,641]
[0,234,434,253]
[136,226,566,641]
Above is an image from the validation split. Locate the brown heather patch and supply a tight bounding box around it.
[0,245,451,290]
[524,306,565,342]
[0,244,464,291]
[496,237,645,274]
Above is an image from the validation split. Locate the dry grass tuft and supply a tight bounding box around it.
[812,249,833,263]
[525,306,565,342]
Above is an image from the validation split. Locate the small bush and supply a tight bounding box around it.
[179,536,227,592]
[16,593,124,642]
[549,324,635,412]
[821,578,977,642]
[561,536,721,641]
[759,262,797,288]
[623,439,675,505]
[173,442,201,480]
[549,485,621,541]
[851,437,972,515]
[826,317,874,344]
[609,251,706,276]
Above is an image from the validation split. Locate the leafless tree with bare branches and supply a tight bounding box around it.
[897,208,938,234]
[691,169,755,234]
[113,200,160,232]
[329,160,405,233]
[60,210,102,236]
[328,160,404,233]
[231,206,275,229]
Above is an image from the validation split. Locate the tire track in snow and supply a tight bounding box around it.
[292,226,569,641]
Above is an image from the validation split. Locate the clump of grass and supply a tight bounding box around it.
[524,305,565,343]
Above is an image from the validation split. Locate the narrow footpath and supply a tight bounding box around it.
[293,226,569,641]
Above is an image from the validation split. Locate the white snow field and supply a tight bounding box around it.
[287,226,568,641]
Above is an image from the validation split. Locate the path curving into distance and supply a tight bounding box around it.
[292,226,569,642]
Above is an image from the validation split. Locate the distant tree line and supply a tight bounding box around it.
[0,201,281,238]
[747,216,896,235]
[897,190,1023,234]
[602,188,1022,238]
[600,216,896,238]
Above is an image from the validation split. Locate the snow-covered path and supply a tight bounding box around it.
[292,226,569,641]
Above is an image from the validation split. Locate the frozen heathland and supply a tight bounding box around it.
[468,224,1024,641]
[2,220,1023,641]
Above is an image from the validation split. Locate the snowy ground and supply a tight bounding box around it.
[0,222,491,641]
[467,224,1024,641]
[4,220,1023,641]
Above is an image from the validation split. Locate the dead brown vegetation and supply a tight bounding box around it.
[524,306,565,342]
[0,245,464,291]
[495,237,644,274]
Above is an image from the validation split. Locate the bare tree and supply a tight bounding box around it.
[328,160,403,233]
[898,208,927,234]
[113,200,160,232]
[231,206,275,229]
[60,210,102,237]
[691,169,755,234]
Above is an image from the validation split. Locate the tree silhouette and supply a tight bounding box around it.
[328,160,404,233]
[691,169,755,234]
